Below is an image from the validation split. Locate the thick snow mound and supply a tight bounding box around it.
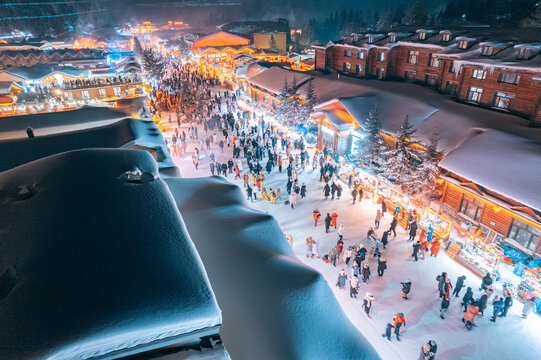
[0,118,179,176]
[0,149,220,360]
[165,176,381,360]
[0,106,128,141]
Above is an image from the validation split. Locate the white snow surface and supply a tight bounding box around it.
[165,176,380,360]
[172,123,541,360]
[439,129,541,213]
[0,149,221,360]
[247,66,311,95]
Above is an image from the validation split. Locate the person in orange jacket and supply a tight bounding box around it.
[313,209,321,226]
[277,156,283,172]
[430,239,441,257]
[234,166,240,179]
[331,211,338,229]
[393,313,406,340]
[256,177,261,191]
[463,302,479,329]
[244,174,249,187]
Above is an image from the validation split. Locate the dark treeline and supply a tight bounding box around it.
[2,0,541,40]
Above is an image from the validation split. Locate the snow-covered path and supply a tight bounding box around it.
[167,122,541,360]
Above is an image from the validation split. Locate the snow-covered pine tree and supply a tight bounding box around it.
[269,34,277,49]
[410,129,440,197]
[354,104,384,170]
[383,115,420,190]
[141,47,166,80]
[276,79,291,119]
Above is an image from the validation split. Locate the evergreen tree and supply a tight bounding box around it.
[409,129,440,197]
[354,104,384,170]
[269,34,277,49]
[383,115,421,190]
[299,78,317,122]
[376,8,393,31]
[141,47,166,80]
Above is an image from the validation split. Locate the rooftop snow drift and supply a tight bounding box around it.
[0,149,221,360]
[165,176,381,360]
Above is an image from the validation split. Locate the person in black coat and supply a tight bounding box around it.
[453,275,466,297]
[300,183,307,198]
[477,293,488,315]
[336,184,342,199]
[437,272,447,296]
[324,214,332,233]
[351,188,358,204]
[286,179,292,194]
[362,264,371,283]
[408,221,418,241]
[330,182,337,199]
[389,217,397,237]
[323,184,330,199]
[411,241,421,261]
[382,323,394,341]
[381,199,387,214]
[381,230,390,248]
[358,188,364,202]
[480,273,493,291]
[461,287,473,312]
[377,257,387,276]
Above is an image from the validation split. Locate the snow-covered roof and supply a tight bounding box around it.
[2,64,91,81]
[0,149,221,359]
[165,176,380,360]
[305,73,541,153]
[0,106,128,141]
[439,129,541,212]
[247,66,310,95]
[0,117,178,176]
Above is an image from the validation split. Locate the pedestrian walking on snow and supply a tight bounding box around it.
[363,293,376,318]
[352,188,358,204]
[462,287,474,312]
[324,213,332,233]
[393,313,406,341]
[382,323,394,341]
[336,183,342,199]
[490,296,503,322]
[437,272,447,297]
[377,257,387,276]
[389,217,397,237]
[381,230,390,249]
[401,279,412,299]
[336,269,347,289]
[313,209,321,226]
[350,275,359,298]
[418,340,437,360]
[453,275,466,297]
[362,264,371,283]
[330,211,338,229]
[305,237,313,258]
[311,238,319,258]
[337,222,344,240]
[328,247,338,267]
[289,193,296,209]
[375,209,382,229]
[323,184,330,199]
[300,183,307,198]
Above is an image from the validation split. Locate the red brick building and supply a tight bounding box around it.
[313,28,541,125]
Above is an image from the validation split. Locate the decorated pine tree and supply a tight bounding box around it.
[383,115,420,190]
[355,104,384,170]
[276,79,291,119]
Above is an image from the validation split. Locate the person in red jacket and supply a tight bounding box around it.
[430,239,441,257]
[313,209,321,226]
[393,313,406,341]
[244,174,249,187]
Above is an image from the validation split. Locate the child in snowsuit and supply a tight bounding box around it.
[401,280,411,300]
[382,323,394,341]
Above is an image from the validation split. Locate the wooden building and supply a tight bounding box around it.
[439,130,541,257]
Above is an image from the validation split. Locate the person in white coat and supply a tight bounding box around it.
[305,237,313,258]
[337,222,345,241]
[350,275,359,298]
[311,238,319,258]
[289,193,296,209]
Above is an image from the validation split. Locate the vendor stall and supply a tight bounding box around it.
[518,268,541,311]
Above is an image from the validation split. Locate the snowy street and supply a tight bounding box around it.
[167,119,541,360]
